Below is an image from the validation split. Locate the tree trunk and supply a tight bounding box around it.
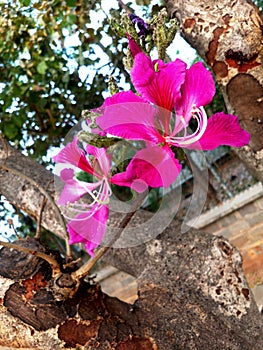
[165,0,263,182]
[1,139,263,348]
[1,221,263,349]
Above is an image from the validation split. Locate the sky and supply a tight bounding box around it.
[63,0,196,86]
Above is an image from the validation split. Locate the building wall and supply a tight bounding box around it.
[199,184,263,287]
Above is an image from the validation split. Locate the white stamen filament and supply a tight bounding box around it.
[166,106,207,146]
[63,177,112,221]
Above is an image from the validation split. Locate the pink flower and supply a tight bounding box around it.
[67,204,109,257]
[96,39,250,187]
[53,138,113,257]
[54,38,250,256]
[54,134,177,255]
[111,145,181,192]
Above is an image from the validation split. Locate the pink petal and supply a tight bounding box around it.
[129,179,149,193]
[186,112,250,150]
[67,228,86,245]
[131,54,187,111]
[97,102,163,143]
[67,204,109,257]
[176,62,216,124]
[53,137,94,174]
[84,241,99,258]
[111,145,182,190]
[57,168,101,205]
[102,91,145,107]
[127,34,142,57]
[85,146,112,176]
[60,168,75,182]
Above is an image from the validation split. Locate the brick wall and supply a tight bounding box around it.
[192,183,263,287]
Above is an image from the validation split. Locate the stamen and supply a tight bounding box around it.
[63,206,100,221]
[170,114,187,138]
[62,177,112,221]
[180,116,186,125]
[167,106,208,146]
[154,62,159,72]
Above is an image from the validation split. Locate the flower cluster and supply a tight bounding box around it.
[54,37,250,257]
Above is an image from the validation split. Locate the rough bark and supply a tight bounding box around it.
[165,0,263,182]
[1,227,263,349]
[1,140,263,349]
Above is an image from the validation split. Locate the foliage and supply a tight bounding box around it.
[0,0,130,161]
[253,0,263,10]
[0,0,181,164]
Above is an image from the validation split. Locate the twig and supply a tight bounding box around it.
[0,133,9,166]
[0,162,71,258]
[72,191,147,281]
[0,240,61,277]
[35,196,47,239]
[7,218,20,239]
[118,0,132,13]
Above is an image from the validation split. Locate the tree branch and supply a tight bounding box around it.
[0,136,67,240]
[0,137,263,349]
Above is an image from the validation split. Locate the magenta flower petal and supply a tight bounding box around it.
[130,179,149,193]
[127,34,142,56]
[103,91,145,107]
[176,62,216,124]
[57,168,101,205]
[185,112,250,150]
[67,227,86,245]
[131,54,187,112]
[60,168,75,182]
[67,204,109,257]
[85,145,112,176]
[97,102,163,143]
[84,241,99,258]
[53,137,94,174]
[111,145,182,190]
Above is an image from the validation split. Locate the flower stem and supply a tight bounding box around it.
[72,191,147,281]
[0,240,61,277]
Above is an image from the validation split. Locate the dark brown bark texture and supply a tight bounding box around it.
[1,140,263,348]
[165,0,263,182]
[1,226,263,349]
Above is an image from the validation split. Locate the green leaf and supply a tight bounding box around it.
[75,171,94,183]
[14,115,26,128]
[66,0,76,7]
[19,0,31,6]
[3,122,18,139]
[66,14,77,25]
[37,61,48,75]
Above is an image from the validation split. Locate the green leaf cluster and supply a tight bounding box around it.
[0,0,131,161]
